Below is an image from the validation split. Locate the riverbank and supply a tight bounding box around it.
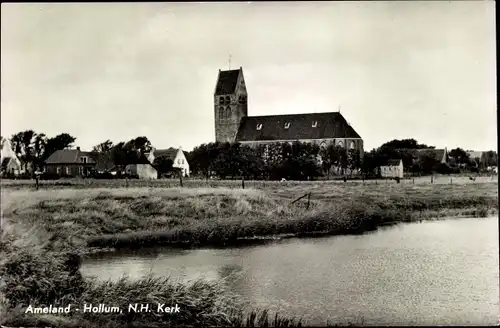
[1,183,498,327]
[2,183,497,251]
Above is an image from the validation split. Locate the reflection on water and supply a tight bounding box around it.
[81,217,499,326]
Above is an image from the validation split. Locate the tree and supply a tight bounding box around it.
[380,138,435,150]
[43,133,77,163]
[110,142,128,167]
[448,148,469,166]
[360,151,376,176]
[10,133,24,159]
[189,143,211,178]
[132,136,152,154]
[33,133,48,170]
[153,156,174,176]
[92,140,114,153]
[420,154,439,174]
[319,144,345,177]
[10,130,37,173]
[346,148,361,176]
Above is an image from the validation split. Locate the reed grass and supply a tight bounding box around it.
[0,239,304,327]
[1,183,497,250]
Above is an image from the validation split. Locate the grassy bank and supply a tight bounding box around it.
[1,182,497,327]
[2,183,497,250]
[0,237,304,328]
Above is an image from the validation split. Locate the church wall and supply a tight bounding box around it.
[239,138,364,159]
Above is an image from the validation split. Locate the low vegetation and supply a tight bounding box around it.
[1,182,497,327]
[0,238,303,328]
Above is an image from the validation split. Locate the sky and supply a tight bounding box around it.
[1,1,497,152]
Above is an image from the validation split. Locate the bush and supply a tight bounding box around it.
[92,172,115,179]
[39,172,60,180]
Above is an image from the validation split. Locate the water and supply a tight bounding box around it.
[81,217,499,326]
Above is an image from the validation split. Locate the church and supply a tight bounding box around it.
[213,67,364,159]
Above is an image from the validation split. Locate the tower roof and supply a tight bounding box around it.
[215,69,240,95]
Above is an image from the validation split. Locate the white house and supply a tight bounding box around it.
[0,137,23,176]
[380,159,404,178]
[147,147,190,177]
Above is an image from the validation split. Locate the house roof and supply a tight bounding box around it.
[235,112,362,142]
[384,159,402,166]
[466,151,484,159]
[215,69,240,95]
[45,149,97,164]
[413,148,447,161]
[153,148,178,161]
[392,148,447,161]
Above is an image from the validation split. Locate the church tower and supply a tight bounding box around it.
[214,67,248,143]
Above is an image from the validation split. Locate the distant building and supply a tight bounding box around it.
[380,159,404,178]
[147,147,190,177]
[412,148,448,164]
[125,153,158,179]
[0,137,23,176]
[213,67,364,159]
[44,147,96,177]
[466,150,487,167]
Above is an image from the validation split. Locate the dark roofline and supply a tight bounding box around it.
[235,111,362,142]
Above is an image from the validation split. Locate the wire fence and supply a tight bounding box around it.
[1,174,498,190]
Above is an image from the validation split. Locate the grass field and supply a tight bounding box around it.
[1,181,498,327]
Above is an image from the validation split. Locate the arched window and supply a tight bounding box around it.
[219,106,224,120]
[320,141,327,149]
[226,106,231,120]
[219,96,225,104]
[337,141,344,148]
[225,96,231,103]
[350,141,355,149]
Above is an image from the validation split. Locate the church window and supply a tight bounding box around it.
[338,141,344,148]
[256,124,262,130]
[320,141,327,149]
[312,121,318,127]
[350,141,355,149]
[284,122,290,129]
[219,107,224,120]
[225,96,231,103]
[226,106,231,119]
[219,96,224,104]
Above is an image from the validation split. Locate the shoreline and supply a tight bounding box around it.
[83,207,497,255]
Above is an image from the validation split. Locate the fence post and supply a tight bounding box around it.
[431,176,434,184]
[242,176,245,189]
[306,192,311,209]
[450,177,452,184]
[179,171,183,187]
